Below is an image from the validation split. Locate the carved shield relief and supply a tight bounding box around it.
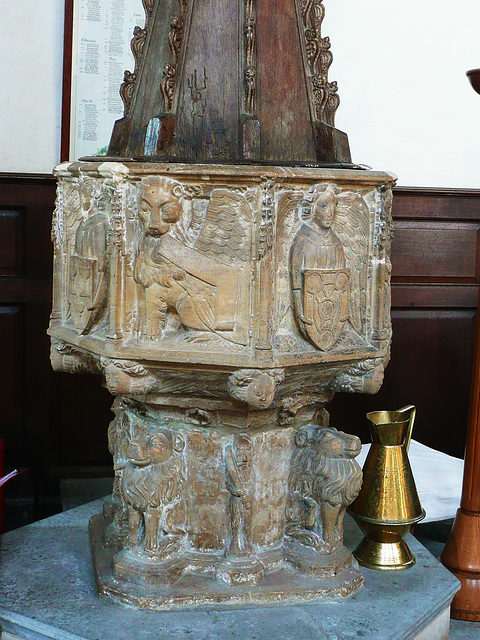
[69,256,98,334]
[302,269,350,351]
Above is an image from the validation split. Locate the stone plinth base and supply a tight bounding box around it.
[90,513,363,608]
[0,500,460,640]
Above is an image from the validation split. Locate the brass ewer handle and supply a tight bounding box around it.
[396,405,416,452]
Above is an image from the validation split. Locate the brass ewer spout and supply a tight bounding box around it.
[347,405,425,570]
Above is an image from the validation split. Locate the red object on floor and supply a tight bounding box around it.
[0,439,4,534]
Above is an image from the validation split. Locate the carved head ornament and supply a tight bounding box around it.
[227,369,285,409]
[79,178,102,216]
[128,428,185,467]
[295,425,361,460]
[138,176,184,237]
[233,434,253,468]
[311,184,338,229]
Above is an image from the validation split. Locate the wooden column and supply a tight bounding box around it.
[440,68,480,621]
[440,283,480,620]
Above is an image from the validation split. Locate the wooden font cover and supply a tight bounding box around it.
[108,0,352,165]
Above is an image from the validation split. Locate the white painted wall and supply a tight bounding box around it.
[0,1,65,175]
[325,0,480,187]
[1,0,480,187]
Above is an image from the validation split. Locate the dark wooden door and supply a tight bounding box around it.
[0,175,113,526]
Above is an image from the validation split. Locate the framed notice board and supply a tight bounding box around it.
[62,0,144,162]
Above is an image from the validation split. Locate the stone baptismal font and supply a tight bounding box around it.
[49,0,394,608]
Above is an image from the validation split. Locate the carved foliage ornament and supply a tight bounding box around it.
[161,0,189,112]
[119,2,151,116]
[244,0,257,115]
[298,0,339,126]
[258,180,275,259]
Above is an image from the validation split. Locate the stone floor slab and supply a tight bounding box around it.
[0,500,460,640]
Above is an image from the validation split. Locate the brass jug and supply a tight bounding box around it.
[347,406,425,570]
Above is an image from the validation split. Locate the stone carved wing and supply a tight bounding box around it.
[194,190,252,266]
[64,183,82,251]
[181,272,217,330]
[333,191,370,334]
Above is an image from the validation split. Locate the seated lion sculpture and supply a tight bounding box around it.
[286,425,363,553]
[121,426,186,556]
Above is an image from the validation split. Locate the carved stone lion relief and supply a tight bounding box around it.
[133,176,253,345]
[133,176,186,340]
[107,404,187,558]
[285,425,363,553]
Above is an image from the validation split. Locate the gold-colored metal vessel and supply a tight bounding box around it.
[347,406,425,570]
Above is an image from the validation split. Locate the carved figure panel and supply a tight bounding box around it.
[225,435,255,558]
[286,425,362,553]
[289,184,370,351]
[216,434,266,586]
[133,176,253,345]
[51,164,394,375]
[104,398,136,547]
[68,179,110,335]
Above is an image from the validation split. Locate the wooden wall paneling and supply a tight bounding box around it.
[393,221,479,280]
[329,310,476,459]
[0,305,25,455]
[0,175,114,526]
[0,177,57,522]
[52,372,113,478]
[391,188,480,221]
[0,302,33,521]
[0,209,25,276]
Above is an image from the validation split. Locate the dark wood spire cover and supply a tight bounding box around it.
[108,0,351,164]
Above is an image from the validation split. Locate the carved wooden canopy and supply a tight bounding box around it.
[107,0,351,165]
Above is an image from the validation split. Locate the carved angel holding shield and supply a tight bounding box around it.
[290,183,369,351]
[69,179,110,335]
